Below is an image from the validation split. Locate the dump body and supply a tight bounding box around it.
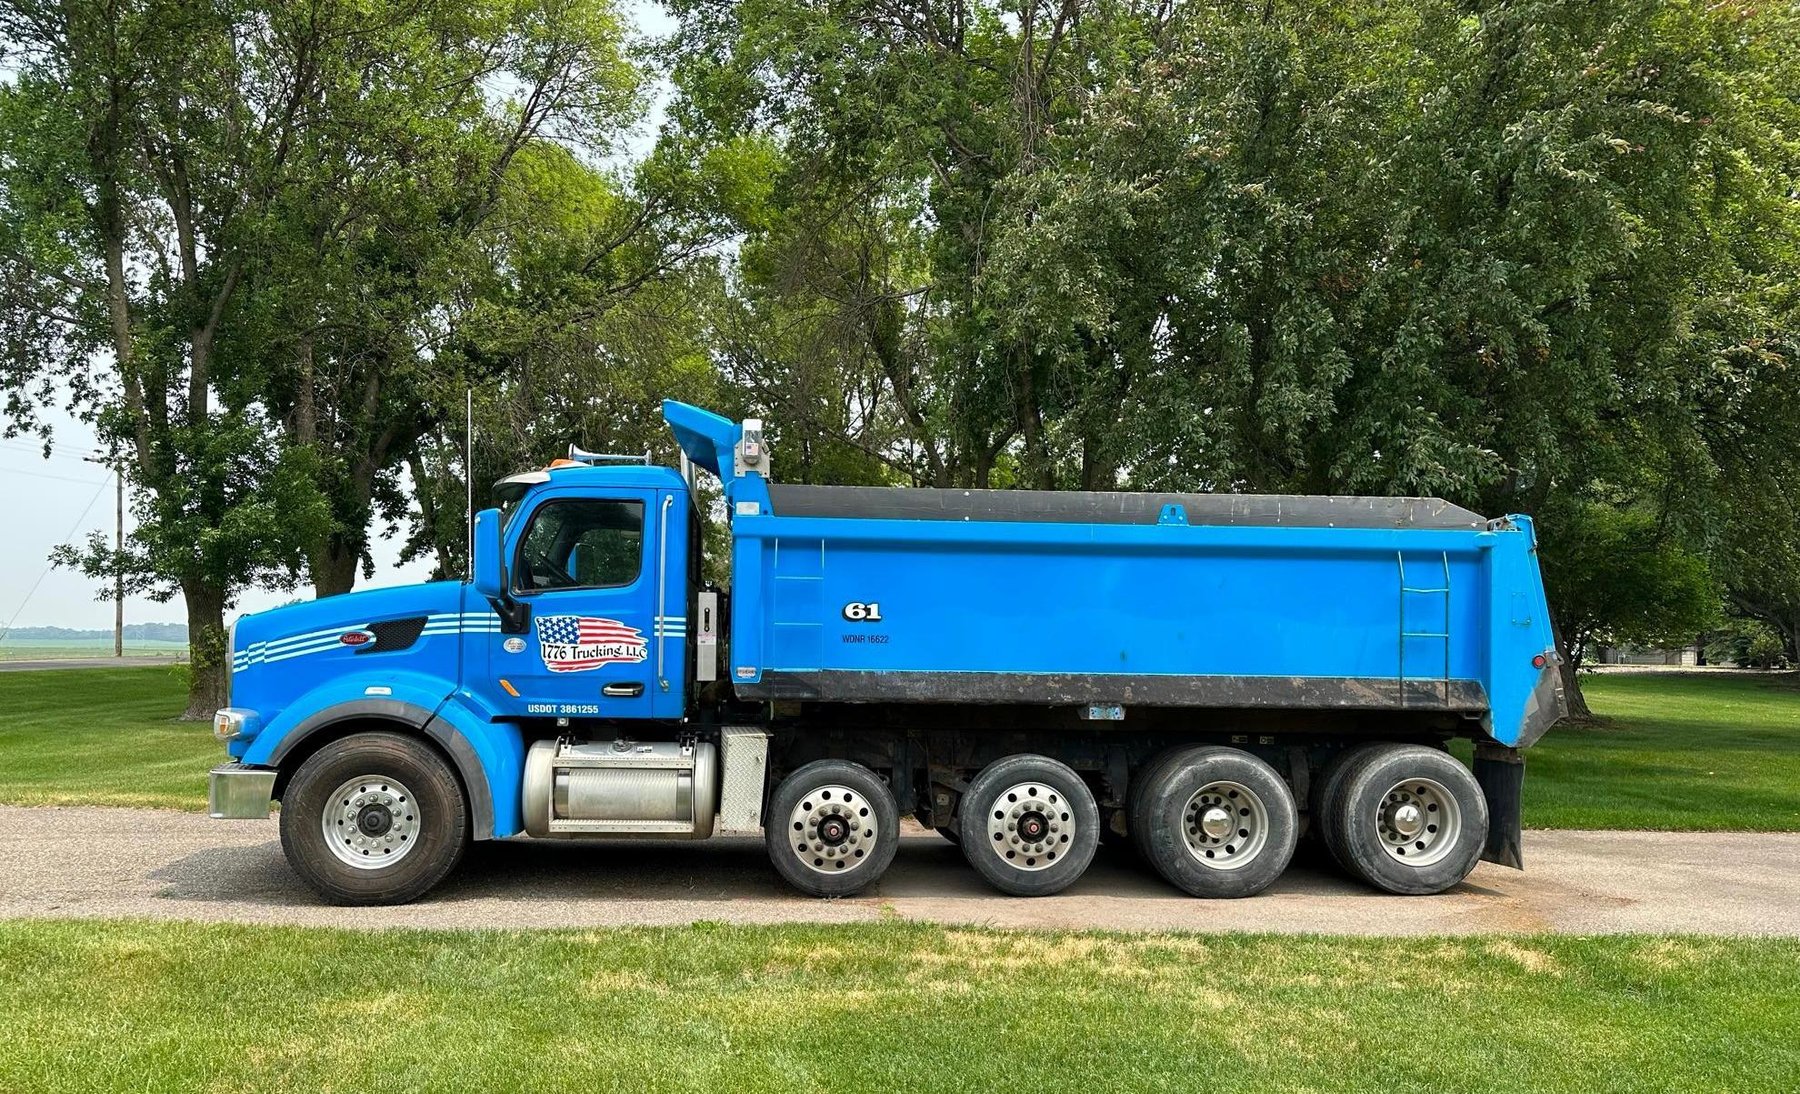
[666,403,1564,749]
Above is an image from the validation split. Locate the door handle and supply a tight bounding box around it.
[602,682,644,698]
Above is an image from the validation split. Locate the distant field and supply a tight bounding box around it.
[0,920,1793,1093]
[0,638,187,661]
[0,666,1795,827]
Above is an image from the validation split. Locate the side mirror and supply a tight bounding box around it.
[472,508,507,601]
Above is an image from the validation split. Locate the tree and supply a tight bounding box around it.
[1,0,338,716]
[0,0,654,714]
[241,0,651,599]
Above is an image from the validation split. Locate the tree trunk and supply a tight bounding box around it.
[1551,613,1594,722]
[181,579,230,721]
[311,535,361,599]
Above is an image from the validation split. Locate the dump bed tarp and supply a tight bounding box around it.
[766,484,1487,530]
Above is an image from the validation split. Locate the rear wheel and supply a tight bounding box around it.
[1330,744,1487,895]
[767,760,899,897]
[1136,747,1298,898]
[279,732,468,906]
[959,755,1099,897]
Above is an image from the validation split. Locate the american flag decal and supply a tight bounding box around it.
[534,615,647,672]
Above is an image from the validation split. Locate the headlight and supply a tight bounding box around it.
[213,708,259,742]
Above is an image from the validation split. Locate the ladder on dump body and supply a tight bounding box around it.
[1397,551,1452,708]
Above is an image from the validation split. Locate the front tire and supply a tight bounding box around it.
[767,760,899,897]
[279,732,469,906]
[959,755,1099,897]
[1136,747,1298,899]
[1329,744,1488,895]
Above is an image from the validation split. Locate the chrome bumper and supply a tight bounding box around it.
[209,764,276,819]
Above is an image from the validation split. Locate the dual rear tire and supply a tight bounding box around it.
[1315,743,1488,895]
[1132,747,1299,899]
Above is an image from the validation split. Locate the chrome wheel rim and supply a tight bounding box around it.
[984,782,1073,871]
[323,775,421,870]
[1377,777,1460,867]
[788,784,877,875]
[1182,780,1269,870]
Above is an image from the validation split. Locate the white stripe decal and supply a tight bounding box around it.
[236,612,676,668]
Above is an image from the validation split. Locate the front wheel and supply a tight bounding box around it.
[959,755,1100,897]
[279,732,469,905]
[766,760,900,897]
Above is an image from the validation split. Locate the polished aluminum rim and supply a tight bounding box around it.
[984,782,1072,872]
[323,775,421,870]
[1377,777,1460,867]
[1182,780,1269,870]
[788,784,877,875]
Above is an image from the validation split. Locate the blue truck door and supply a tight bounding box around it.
[492,487,669,720]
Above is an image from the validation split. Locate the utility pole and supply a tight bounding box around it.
[83,449,124,657]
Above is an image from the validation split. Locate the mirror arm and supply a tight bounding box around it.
[488,559,532,636]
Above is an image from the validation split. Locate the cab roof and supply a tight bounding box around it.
[494,461,686,502]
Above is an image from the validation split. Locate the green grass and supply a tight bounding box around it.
[0,667,216,809]
[0,667,1796,829]
[0,920,1793,1093]
[1474,672,1800,831]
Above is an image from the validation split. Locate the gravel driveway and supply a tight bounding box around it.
[3,804,1796,935]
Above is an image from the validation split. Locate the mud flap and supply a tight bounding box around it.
[1474,744,1524,869]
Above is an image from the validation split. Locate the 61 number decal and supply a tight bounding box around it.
[842,601,883,622]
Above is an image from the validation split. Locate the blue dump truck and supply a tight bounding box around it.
[209,401,1564,905]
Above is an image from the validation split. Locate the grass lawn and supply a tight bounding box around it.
[1471,671,1800,832]
[0,667,1795,829]
[0,667,217,810]
[0,920,1794,1093]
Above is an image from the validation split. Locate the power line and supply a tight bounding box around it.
[0,471,115,642]
[1,464,112,487]
[0,438,106,462]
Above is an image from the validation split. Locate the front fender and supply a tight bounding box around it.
[239,671,521,840]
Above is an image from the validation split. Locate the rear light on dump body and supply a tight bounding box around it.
[1531,654,1548,669]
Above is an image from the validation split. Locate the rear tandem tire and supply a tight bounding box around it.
[279,732,469,906]
[959,754,1100,897]
[1312,742,1387,873]
[1330,744,1488,895]
[1136,747,1298,899]
[1125,748,1190,865]
[767,760,900,897]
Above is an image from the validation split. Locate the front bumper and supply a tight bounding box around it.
[209,764,276,819]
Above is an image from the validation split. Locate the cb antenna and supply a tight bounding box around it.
[465,386,474,580]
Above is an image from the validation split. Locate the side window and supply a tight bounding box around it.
[514,499,644,593]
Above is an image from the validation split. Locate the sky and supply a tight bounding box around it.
[0,415,438,629]
[0,1,677,633]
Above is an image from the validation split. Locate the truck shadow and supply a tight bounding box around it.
[148,832,1409,908]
